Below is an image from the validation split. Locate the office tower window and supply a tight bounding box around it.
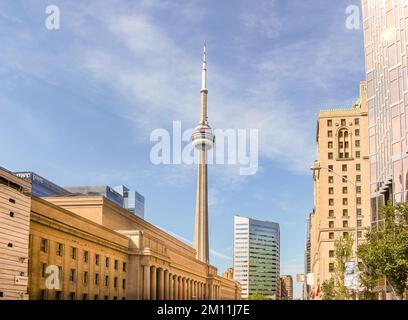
[329,232,334,239]
[104,296,109,300]
[328,130,333,137]
[329,263,334,273]
[329,199,334,206]
[343,198,348,205]
[122,279,126,289]
[329,187,334,195]
[95,254,100,266]
[328,176,334,183]
[329,250,334,258]
[84,251,89,263]
[114,277,118,288]
[343,221,348,228]
[342,164,347,172]
[342,176,347,183]
[113,296,118,300]
[9,211,14,217]
[114,260,118,271]
[40,290,47,300]
[95,273,99,285]
[328,152,333,160]
[357,220,362,227]
[343,187,348,194]
[357,197,361,205]
[344,152,350,158]
[328,141,333,149]
[40,238,48,253]
[71,247,77,260]
[356,175,361,182]
[41,263,47,277]
[9,198,16,204]
[339,142,344,148]
[55,291,62,300]
[343,209,348,217]
[343,232,349,238]
[83,294,88,300]
[122,262,127,272]
[356,186,361,193]
[69,292,76,300]
[58,266,63,280]
[355,129,360,136]
[356,164,361,171]
[355,118,359,125]
[339,153,344,159]
[341,119,346,126]
[356,151,361,158]
[56,243,63,257]
[105,257,110,268]
[70,269,76,282]
[329,221,334,228]
[328,165,333,171]
[105,276,109,287]
[355,140,360,147]
[358,231,362,238]
[83,271,88,285]
[329,210,334,218]
[357,209,362,216]
[345,141,349,148]
[327,120,332,127]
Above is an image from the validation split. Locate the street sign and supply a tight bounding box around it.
[306,273,314,286]
[344,261,359,289]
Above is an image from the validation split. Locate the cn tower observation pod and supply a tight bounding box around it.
[191,124,215,151]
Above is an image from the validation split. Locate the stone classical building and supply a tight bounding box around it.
[0,167,31,300]
[310,82,371,297]
[27,195,240,300]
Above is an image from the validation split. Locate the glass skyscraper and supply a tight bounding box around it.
[362,0,408,225]
[114,185,145,219]
[233,216,280,299]
[14,171,70,197]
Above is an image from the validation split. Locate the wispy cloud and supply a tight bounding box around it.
[156,225,232,261]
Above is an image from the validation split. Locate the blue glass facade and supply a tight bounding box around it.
[14,172,70,197]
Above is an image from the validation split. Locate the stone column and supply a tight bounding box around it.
[183,278,187,300]
[150,266,157,300]
[157,268,164,300]
[168,273,173,300]
[164,270,169,300]
[178,277,182,300]
[143,265,150,300]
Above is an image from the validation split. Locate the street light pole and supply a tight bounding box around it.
[310,162,359,299]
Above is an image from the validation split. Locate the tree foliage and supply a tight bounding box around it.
[358,202,408,299]
[321,234,354,300]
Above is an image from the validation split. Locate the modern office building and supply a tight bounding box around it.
[310,82,371,298]
[113,185,145,219]
[362,0,408,226]
[14,172,70,197]
[304,214,312,299]
[280,275,293,300]
[65,186,124,208]
[233,216,280,299]
[0,167,31,300]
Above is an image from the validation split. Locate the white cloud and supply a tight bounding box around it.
[156,225,232,261]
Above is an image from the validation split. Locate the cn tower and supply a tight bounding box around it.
[192,43,215,264]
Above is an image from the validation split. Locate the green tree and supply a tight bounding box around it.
[358,202,408,299]
[247,293,270,300]
[321,234,354,300]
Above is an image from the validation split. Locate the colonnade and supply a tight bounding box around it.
[142,265,221,300]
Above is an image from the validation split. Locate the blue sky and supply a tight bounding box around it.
[0,0,365,298]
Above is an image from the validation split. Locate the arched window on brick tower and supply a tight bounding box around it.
[338,128,351,159]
